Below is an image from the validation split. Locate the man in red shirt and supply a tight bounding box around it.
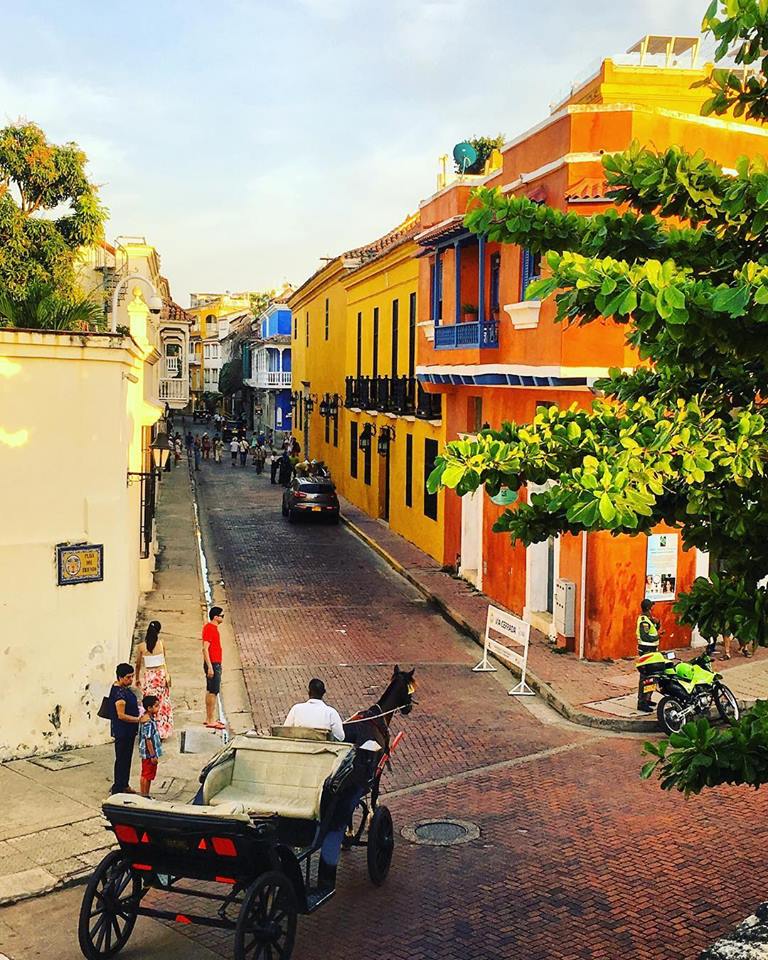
[202,606,226,729]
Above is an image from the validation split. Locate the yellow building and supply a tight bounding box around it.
[187,293,254,409]
[288,217,446,562]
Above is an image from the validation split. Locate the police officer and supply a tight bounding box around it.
[636,598,661,712]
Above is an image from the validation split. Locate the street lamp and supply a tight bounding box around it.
[305,393,317,415]
[377,424,395,456]
[329,393,339,418]
[359,423,373,451]
[127,431,172,484]
[319,394,330,418]
[110,274,164,332]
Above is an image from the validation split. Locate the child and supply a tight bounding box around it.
[138,695,163,797]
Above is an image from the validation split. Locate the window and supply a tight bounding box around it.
[405,434,413,508]
[490,252,501,315]
[423,439,438,520]
[520,248,541,299]
[293,315,297,339]
[350,423,358,478]
[364,443,372,486]
[325,410,330,444]
[333,412,338,447]
[298,394,303,431]
[372,307,379,380]
[391,299,399,379]
[305,312,309,348]
[430,253,443,320]
[469,397,483,433]
[408,292,416,380]
[356,312,362,378]
[324,298,329,341]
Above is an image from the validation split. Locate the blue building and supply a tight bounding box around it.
[243,300,292,437]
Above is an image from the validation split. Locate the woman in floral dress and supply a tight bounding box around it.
[135,621,174,740]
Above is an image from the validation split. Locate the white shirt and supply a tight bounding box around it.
[230,439,239,452]
[284,699,345,741]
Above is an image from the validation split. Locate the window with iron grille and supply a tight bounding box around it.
[325,410,330,444]
[372,307,379,380]
[520,248,541,300]
[364,442,372,486]
[391,299,399,378]
[333,411,338,447]
[408,292,416,380]
[324,298,329,341]
[293,315,297,339]
[350,422,358,478]
[305,312,309,348]
[490,252,501,314]
[430,253,443,320]
[423,438,438,520]
[405,433,413,507]
[356,312,362,378]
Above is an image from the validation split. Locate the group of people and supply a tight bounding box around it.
[107,606,227,797]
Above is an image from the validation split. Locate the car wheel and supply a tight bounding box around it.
[329,513,340,525]
[281,501,288,517]
[288,509,296,523]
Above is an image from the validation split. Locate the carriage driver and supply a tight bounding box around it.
[284,678,345,741]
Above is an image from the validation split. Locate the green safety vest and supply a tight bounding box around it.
[636,615,659,652]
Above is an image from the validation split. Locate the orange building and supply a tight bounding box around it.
[416,37,768,659]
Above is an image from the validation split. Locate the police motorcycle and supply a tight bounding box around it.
[635,649,740,735]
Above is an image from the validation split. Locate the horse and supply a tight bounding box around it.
[343,664,416,755]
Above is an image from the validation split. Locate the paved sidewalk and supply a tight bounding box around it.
[339,496,768,732]
[0,461,252,907]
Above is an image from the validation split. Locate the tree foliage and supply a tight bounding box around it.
[249,290,275,318]
[427,1,768,790]
[454,135,505,175]
[219,358,243,396]
[0,122,106,300]
[0,283,104,331]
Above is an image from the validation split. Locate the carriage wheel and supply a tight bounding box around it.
[234,871,297,960]
[77,851,141,960]
[367,805,394,886]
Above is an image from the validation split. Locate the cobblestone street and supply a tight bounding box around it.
[151,458,768,960]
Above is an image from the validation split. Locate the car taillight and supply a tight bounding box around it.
[114,824,139,844]
[295,491,308,499]
[211,836,237,857]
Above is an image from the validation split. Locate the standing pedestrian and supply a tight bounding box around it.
[174,434,182,465]
[213,434,222,464]
[230,437,239,466]
[636,599,661,713]
[202,433,211,461]
[138,696,162,797]
[278,450,293,486]
[134,620,174,740]
[270,447,280,484]
[202,606,226,730]
[109,663,141,794]
[239,436,249,467]
[193,435,202,471]
[254,444,266,474]
[185,431,194,454]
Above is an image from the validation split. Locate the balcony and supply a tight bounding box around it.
[253,370,292,388]
[344,376,441,420]
[434,319,498,350]
[159,378,189,402]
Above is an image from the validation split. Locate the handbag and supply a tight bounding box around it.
[97,695,112,720]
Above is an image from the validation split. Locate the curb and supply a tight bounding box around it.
[340,512,658,735]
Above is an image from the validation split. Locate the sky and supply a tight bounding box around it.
[1,0,707,305]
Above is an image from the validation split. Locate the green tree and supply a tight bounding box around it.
[0,122,106,300]
[0,283,104,331]
[249,290,275,319]
[202,390,222,413]
[454,135,505,175]
[219,358,243,396]
[428,1,768,791]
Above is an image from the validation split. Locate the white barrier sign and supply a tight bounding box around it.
[473,604,534,696]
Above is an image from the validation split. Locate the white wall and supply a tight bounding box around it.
[0,332,149,759]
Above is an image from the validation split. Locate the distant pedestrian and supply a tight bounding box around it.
[138,695,162,797]
[230,437,239,466]
[202,606,226,730]
[185,431,194,453]
[270,449,280,484]
[193,435,202,471]
[223,424,232,444]
[278,450,292,486]
[213,435,222,464]
[202,433,211,460]
[239,437,249,467]
[109,663,141,794]
[174,435,182,464]
[254,445,266,474]
[135,620,174,740]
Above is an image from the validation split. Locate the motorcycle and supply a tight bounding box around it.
[635,649,740,735]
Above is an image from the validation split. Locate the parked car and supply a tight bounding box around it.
[282,477,340,523]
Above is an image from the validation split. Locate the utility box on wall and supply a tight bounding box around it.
[554,579,576,637]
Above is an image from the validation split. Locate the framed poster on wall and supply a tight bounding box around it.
[645,534,678,602]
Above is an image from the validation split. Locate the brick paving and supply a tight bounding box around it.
[158,453,768,960]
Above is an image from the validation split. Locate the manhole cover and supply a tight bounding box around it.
[402,818,480,846]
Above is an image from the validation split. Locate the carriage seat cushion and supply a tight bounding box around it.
[206,738,353,820]
[105,793,251,822]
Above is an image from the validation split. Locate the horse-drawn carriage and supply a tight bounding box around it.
[78,667,415,960]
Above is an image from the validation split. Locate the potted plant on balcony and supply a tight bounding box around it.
[461,303,479,323]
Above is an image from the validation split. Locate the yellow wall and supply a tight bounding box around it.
[288,232,446,563]
[0,329,158,759]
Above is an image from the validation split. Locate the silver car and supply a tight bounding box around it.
[281,477,340,523]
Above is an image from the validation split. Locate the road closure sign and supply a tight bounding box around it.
[56,543,104,586]
[473,604,534,696]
